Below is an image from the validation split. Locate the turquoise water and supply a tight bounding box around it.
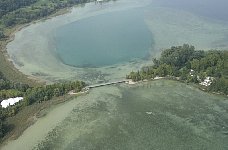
[55,8,152,67]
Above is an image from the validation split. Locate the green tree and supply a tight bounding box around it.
[191,59,200,71]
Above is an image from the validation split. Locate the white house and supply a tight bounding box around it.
[1,97,23,108]
[199,77,213,87]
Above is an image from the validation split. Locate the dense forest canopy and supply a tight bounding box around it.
[0,0,38,17]
[127,44,228,95]
[0,0,93,29]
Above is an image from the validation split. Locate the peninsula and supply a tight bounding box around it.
[127,44,228,95]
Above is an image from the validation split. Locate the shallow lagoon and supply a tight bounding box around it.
[2,80,228,150]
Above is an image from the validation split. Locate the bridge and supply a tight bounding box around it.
[84,80,129,90]
[69,79,133,95]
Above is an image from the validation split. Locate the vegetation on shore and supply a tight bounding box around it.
[0,0,93,30]
[127,44,228,95]
[0,70,86,140]
[0,0,117,30]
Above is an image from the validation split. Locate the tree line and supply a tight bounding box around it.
[0,0,116,39]
[0,0,38,17]
[126,44,228,95]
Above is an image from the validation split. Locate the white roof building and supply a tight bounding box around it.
[1,97,23,108]
[199,77,213,87]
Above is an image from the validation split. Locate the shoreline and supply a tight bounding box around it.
[0,93,87,147]
[0,4,86,147]
[129,77,228,97]
[0,6,73,85]
[1,78,226,147]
